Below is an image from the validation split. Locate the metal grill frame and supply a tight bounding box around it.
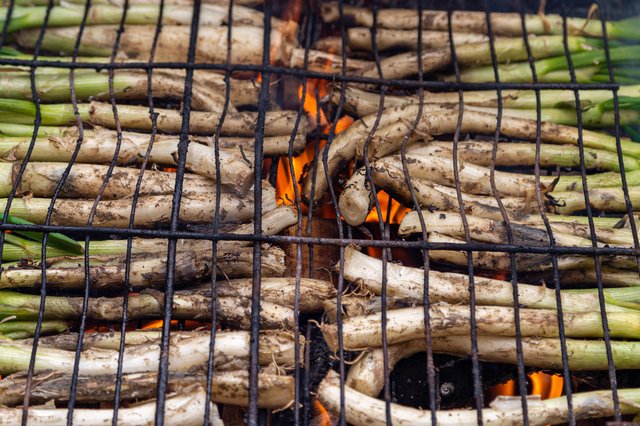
[0,0,638,425]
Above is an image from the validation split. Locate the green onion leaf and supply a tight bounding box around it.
[0,213,83,254]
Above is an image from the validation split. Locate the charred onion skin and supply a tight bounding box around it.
[0,385,223,426]
[319,370,640,426]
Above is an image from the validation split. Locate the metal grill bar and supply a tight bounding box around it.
[445,5,485,418]
[559,2,621,420]
[16,2,56,423]
[518,1,576,424]
[152,0,204,422]
[112,0,166,422]
[483,2,530,422]
[249,0,272,422]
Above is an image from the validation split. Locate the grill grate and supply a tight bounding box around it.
[0,0,638,425]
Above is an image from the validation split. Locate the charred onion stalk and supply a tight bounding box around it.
[376,176,640,221]
[15,24,296,65]
[320,2,640,39]
[322,304,640,350]
[0,126,304,187]
[0,204,296,261]
[344,336,640,400]
[443,47,640,83]
[357,38,614,81]
[0,49,262,108]
[465,103,640,127]
[427,231,616,273]
[377,152,639,194]
[340,246,639,310]
[304,104,640,204]
[346,27,489,51]
[354,105,640,164]
[0,70,232,112]
[0,162,233,199]
[0,319,68,339]
[400,210,639,246]
[558,268,640,287]
[339,145,639,225]
[425,140,640,172]
[0,180,276,227]
[0,384,222,426]
[29,329,297,354]
[0,99,307,137]
[0,288,296,329]
[319,371,640,426]
[295,35,604,80]
[6,0,265,6]
[0,371,294,409]
[347,333,640,399]
[1,330,300,375]
[331,84,640,120]
[0,3,272,31]
[289,48,371,74]
[0,247,288,289]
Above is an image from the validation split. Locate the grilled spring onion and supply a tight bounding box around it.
[0,246,287,288]
[0,70,228,112]
[321,305,640,350]
[14,24,295,65]
[0,179,276,227]
[0,384,221,426]
[0,3,269,31]
[303,103,640,205]
[0,205,296,261]
[0,289,296,329]
[319,2,640,40]
[330,84,640,117]
[340,246,640,310]
[0,319,68,339]
[0,126,304,160]
[0,331,299,375]
[333,35,606,81]
[319,370,640,426]
[0,98,305,136]
[0,370,293,410]
[443,46,640,83]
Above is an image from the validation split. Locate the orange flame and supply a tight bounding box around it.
[492,373,563,400]
[140,319,211,331]
[141,320,167,330]
[274,41,410,227]
[312,400,332,426]
[530,372,564,399]
[275,77,353,213]
[492,380,516,397]
[365,191,410,224]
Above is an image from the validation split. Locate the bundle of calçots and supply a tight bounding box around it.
[0,1,329,424]
[305,4,640,426]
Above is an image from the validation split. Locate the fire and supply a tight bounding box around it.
[492,379,516,397]
[141,319,167,330]
[365,191,410,224]
[140,319,211,330]
[492,372,564,400]
[530,372,564,399]
[312,400,332,426]
[275,78,353,211]
[299,81,328,128]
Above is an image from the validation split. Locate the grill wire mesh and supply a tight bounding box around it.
[0,0,639,424]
